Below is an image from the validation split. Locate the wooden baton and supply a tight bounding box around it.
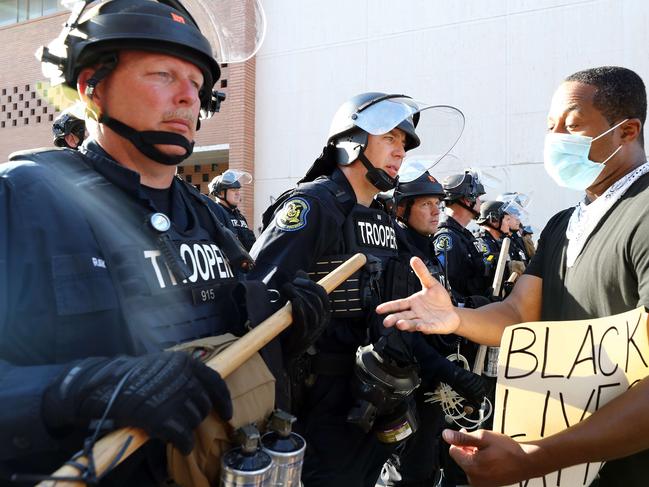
[40,253,367,486]
[472,237,510,374]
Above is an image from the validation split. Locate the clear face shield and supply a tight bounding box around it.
[498,191,532,209]
[37,0,266,111]
[502,200,529,223]
[181,0,266,64]
[397,159,431,183]
[354,97,465,160]
[221,169,253,186]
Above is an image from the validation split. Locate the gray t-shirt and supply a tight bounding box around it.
[525,172,649,486]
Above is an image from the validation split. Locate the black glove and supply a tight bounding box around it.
[43,351,232,454]
[280,271,331,357]
[446,365,487,405]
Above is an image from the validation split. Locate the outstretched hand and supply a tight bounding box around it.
[442,428,543,486]
[376,256,460,335]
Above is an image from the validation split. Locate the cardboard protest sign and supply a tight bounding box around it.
[493,307,649,487]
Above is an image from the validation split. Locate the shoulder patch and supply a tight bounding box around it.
[275,197,311,232]
[434,234,453,252]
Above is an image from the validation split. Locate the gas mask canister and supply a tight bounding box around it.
[543,119,627,191]
[346,334,421,443]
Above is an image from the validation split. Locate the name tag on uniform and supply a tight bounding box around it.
[354,216,398,250]
[191,283,223,305]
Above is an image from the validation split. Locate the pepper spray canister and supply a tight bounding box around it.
[484,346,500,377]
[261,410,306,486]
[221,424,274,486]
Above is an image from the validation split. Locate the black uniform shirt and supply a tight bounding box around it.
[433,215,491,297]
[213,202,257,251]
[508,231,530,264]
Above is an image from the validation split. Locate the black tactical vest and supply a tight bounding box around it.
[224,205,257,251]
[16,149,243,354]
[311,195,400,325]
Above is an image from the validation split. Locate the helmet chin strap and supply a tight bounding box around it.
[99,114,194,166]
[216,191,237,209]
[456,198,480,219]
[358,151,398,192]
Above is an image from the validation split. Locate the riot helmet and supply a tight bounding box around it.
[477,200,506,227]
[394,171,444,205]
[301,93,424,191]
[522,225,534,236]
[497,191,531,208]
[442,170,485,218]
[52,112,86,148]
[37,0,244,165]
[209,169,252,208]
[443,170,485,203]
[392,159,443,228]
[328,92,421,160]
[394,171,444,226]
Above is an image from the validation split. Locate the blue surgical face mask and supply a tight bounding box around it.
[543,119,627,191]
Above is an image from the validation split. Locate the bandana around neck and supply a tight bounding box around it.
[566,161,649,267]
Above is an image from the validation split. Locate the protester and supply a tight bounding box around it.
[377,66,649,487]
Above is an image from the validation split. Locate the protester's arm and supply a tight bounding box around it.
[377,256,543,346]
[442,376,649,487]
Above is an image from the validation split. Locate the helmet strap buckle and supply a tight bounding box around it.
[358,151,398,192]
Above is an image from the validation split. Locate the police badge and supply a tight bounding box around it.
[276,197,310,231]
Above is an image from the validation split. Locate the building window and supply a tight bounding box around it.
[202,174,209,182]
[194,165,201,172]
[0,0,67,27]
[185,175,192,183]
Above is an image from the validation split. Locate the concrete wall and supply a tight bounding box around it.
[254,0,649,233]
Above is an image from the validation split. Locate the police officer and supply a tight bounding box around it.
[391,166,487,487]
[497,192,532,267]
[475,200,509,285]
[52,112,86,149]
[0,1,328,484]
[506,213,531,270]
[209,169,257,250]
[521,224,536,258]
[394,168,445,268]
[250,92,422,487]
[250,93,472,486]
[433,171,491,298]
